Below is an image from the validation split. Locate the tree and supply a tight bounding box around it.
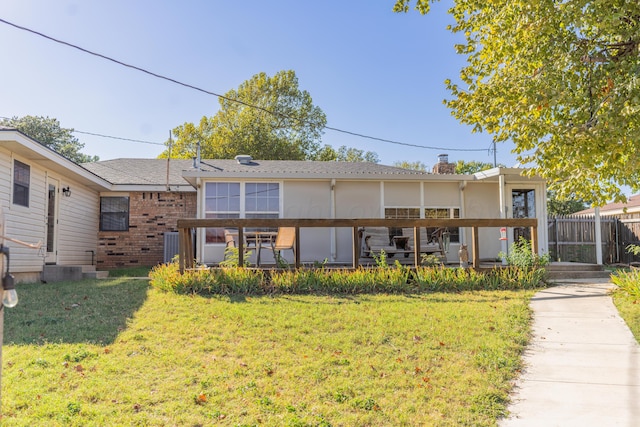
[163,70,327,160]
[454,160,503,174]
[0,115,98,163]
[392,160,427,171]
[315,145,380,163]
[394,1,640,205]
[547,191,588,216]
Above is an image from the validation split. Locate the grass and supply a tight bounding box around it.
[2,278,536,426]
[611,267,640,342]
[101,266,152,278]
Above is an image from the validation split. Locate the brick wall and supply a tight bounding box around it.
[97,191,197,269]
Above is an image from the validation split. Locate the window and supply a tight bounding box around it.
[205,183,241,243]
[100,197,129,231]
[424,208,460,243]
[204,182,280,244]
[13,160,30,207]
[384,207,460,243]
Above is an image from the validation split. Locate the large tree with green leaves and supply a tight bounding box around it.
[394,0,640,205]
[315,145,380,163]
[1,115,98,163]
[163,70,328,160]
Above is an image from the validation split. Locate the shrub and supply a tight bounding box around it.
[612,268,640,301]
[150,259,546,296]
[499,237,550,269]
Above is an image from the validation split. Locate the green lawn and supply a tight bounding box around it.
[2,278,535,426]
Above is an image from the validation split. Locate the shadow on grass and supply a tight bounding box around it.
[4,278,149,346]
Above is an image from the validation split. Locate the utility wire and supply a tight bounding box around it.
[0,17,487,153]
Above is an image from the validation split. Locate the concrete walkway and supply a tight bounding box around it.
[500,279,640,427]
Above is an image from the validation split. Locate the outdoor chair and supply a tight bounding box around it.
[260,227,296,266]
[272,227,296,263]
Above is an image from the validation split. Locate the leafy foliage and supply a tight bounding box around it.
[392,160,428,171]
[162,70,327,161]
[1,115,99,163]
[149,259,547,295]
[499,237,550,269]
[611,268,640,301]
[315,144,380,163]
[455,160,503,174]
[395,1,640,205]
[547,190,588,215]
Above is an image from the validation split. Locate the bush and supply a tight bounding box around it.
[150,259,547,296]
[612,268,640,301]
[499,237,550,269]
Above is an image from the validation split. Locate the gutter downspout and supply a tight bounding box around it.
[330,179,337,262]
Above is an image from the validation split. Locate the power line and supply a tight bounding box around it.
[0,17,488,153]
[73,130,164,146]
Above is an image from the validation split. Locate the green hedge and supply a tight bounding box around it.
[149,262,547,295]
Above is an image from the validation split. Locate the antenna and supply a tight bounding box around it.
[165,131,172,191]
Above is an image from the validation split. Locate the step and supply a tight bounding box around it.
[546,262,606,272]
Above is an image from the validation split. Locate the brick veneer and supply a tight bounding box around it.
[97,191,197,269]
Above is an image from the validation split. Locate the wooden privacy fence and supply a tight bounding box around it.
[548,215,640,264]
[176,218,538,273]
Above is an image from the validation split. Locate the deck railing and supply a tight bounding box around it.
[176,218,538,273]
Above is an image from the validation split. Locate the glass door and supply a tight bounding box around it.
[45,178,59,264]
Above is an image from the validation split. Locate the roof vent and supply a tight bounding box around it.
[235,155,253,165]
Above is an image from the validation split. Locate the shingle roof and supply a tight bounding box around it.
[82,158,432,185]
[575,194,640,215]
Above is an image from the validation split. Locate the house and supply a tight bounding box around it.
[0,129,548,281]
[575,194,640,217]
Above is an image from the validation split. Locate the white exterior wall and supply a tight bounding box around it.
[198,174,548,265]
[464,182,503,260]
[0,148,100,277]
[56,177,100,265]
[283,181,331,264]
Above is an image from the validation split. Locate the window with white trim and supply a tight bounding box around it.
[424,207,460,243]
[384,207,461,243]
[204,182,280,244]
[13,160,30,207]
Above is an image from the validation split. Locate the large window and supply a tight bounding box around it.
[13,160,30,207]
[100,197,129,231]
[383,207,460,243]
[424,208,460,243]
[205,182,280,243]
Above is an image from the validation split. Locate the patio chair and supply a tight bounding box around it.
[263,227,296,266]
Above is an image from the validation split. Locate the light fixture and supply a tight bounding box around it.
[62,186,71,197]
[442,229,451,253]
[0,245,17,308]
[2,273,17,308]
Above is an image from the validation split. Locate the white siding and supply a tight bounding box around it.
[56,177,99,265]
[0,148,101,274]
[3,152,47,273]
[384,182,420,206]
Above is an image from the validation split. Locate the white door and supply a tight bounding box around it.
[45,177,59,264]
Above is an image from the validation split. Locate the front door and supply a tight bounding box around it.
[45,177,59,264]
[511,189,536,242]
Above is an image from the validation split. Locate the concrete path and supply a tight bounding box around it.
[500,279,640,427]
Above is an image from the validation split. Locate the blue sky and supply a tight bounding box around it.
[0,0,520,169]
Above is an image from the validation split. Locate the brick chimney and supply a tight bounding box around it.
[432,154,455,174]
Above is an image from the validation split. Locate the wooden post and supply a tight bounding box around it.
[414,226,421,269]
[238,228,244,267]
[295,226,301,269]
[352,227,359,269]
[530,225,538,255]
[178,228,186,274]
[472,226,480,268]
